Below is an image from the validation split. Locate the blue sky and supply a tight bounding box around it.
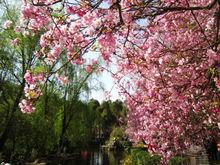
[89,70,120,102]
[84,52,120,103]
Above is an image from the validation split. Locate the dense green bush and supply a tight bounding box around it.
[110,127,124,140]
[105,127,125,150]
[122,148,187,165]
[122,154,133,165]
[132,148,161,165]
[168,155,186,165]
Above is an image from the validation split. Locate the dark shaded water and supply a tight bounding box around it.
[45,148,123,165]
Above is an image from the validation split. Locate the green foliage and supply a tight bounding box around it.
[110,127,124,140]
[33,65,46,74]
[110,99,127,118]
[88,99,100,110]
[131,148,161,165]
[168,156,186,165]
[122,147,188,165]
[105,127,126,151]
[54,108,63,144]
[66,101,95,148]
[122,154,132,165]
[2,93,63,162]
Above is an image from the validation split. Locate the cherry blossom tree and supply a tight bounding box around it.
[18,0,220,163]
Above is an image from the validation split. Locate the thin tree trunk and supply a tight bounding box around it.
[58,89,68,154]
[44,82,49,116]
[58,110,66,154]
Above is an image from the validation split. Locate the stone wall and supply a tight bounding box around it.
[184,146,210,165]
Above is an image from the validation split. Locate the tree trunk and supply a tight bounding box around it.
[44,82,49,116]
[58,89,68,154]
[58,108,67,154]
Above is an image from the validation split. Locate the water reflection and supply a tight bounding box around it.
[90,151,103,165]
[47,148,122,165]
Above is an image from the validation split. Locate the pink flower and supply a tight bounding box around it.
[215,79,220,89]
[24,85,41,99]
[92,60,98,66]
[40,36,46,47]
[76,10,86,17]
[212,108,219,113]
[206,18,214,30]
[85,65,92,73]
[62,77,69,85]
[93,18,101,27]
[14,26,21,33]
[11,38,20,46]
[98,33,116,48]
[23,30,30,36]
[22,0,27,5]
[67,6,76,14]
[3,20,13,29]
[19,99,35,114]
[24,70,34,85]
[50,45,62,58]
[56,74,69,85]
[34,51,41,58]
[72,58,84,65]
[36,73,45,82]
[207,49,219,64]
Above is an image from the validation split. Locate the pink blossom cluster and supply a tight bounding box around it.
[24,84,42,99]
[24,70,44,85]
[115,2,220,162]
[216,80,220,89]
[85,65,92,73]
[46,45,62,64]
[84,60,99,73]
[19,70,44,113]
[67,6,86,17]
[56,74,69,85]
[99,32,116,61]
[10,38,20,46]
[21,2,49,30]
[19,99,36,114]
[3,20,13,29]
